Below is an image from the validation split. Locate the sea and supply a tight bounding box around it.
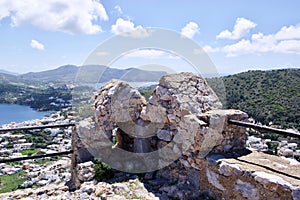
[0,104,51,125]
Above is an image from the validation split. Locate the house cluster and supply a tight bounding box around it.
[49,97,72,108]
[0,109,73,177]
[0,132,32,160]
[247,135,300,160]
[278,141,300,157]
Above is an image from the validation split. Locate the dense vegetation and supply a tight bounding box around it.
[0,75,72,111]
[208,69,300,130]
[93,159,113,182]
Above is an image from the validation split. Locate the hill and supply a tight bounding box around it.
[208,68,300,130]
[20,65,78,82]
[20,65,167,83]
[0,69,19,76]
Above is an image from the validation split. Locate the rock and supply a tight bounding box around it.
[112,182,130,193]
[292,187,300,200]
[252,171,292,189]
[77,161,95,182]
[81,182,96,195]
[155,86,172,101]
[159,72,222,113]
[157,130,172,142]
[41,173,59,183]
[223,144,232,151]
[219,162,242,176]
[234,179,258,200]
[173,132,183,144]
[37,180,48,187]
[141,104,167,123]
[21,181,33,188]
[79,192,89,200]
[37,190,45,195]
[95,182,112,197]
[144,172,154,180]
[180,158,191,168]
[206,169,225,191]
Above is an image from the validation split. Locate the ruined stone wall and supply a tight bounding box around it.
[198,151,300,200]
[71,72,300,200]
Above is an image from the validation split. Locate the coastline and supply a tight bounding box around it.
[0,104,52,126]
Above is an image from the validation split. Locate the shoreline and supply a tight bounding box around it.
[0,104,54,126]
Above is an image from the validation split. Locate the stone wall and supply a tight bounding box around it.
[198,151,300,200]
[70,72,300,200]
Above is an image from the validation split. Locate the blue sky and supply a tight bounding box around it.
[0,0,300,75]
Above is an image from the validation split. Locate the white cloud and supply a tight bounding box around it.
[222,32,300,57]
[275,25,300,40]
[114,5,123,14]
[217,17,257,40]
[217,20,300,56]
[181,22,200,39]
[202,45,220,53]
[111,18,150,38]
[123,50,165,59]
[0,0,108,34]
[122,49,180,60]
[30,39,45,50]
[0,1,10,20]
[274,40,300,54]
[222,39,253,57]
[111,18,136,34]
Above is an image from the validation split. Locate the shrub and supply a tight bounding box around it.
[93,159,113,181]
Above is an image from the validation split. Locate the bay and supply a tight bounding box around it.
[0,104,51,125]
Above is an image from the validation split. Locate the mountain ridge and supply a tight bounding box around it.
[0,69,19,76]
[18,65,167,83]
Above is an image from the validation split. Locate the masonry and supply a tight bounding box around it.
[69,72,300,200]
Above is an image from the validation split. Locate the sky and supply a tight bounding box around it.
[0,0,300,75]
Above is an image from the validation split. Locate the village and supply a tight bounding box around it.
[0,109,73,189]
[246,129,300,161]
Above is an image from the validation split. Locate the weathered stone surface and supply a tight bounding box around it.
[0,179,159,200]
[140,103,167,123]
[234,179,258,200]
[219,162,242,176]
[159,72,222,113]
[206,169,225,191]
[253,171,292,189]
[157,130,172,142]
[77,161,95,182]
[197,151,300,200]
[292,187,300,200]
[68,72,251,197]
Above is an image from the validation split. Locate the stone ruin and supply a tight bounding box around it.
[69,72,300,200]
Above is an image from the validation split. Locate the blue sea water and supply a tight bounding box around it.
[0,104,51,125]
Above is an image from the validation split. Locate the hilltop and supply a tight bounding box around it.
[208,68,300,130]
[18,65,167,83]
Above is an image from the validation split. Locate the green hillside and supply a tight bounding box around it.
[208,69,300,130]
